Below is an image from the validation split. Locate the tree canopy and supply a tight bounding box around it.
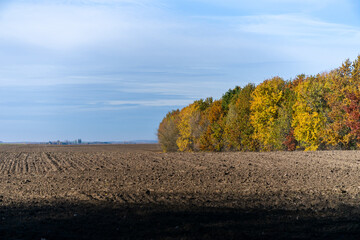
[158,56,360,152]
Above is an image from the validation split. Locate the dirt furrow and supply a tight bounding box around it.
[54,153,73,170]
[42,152,61,172]
[34,154,45,173]
[61,156,78,170]
[7,153,20,174]
[0,152,6,167]
[84,153,107,170]
[99,154,118,169]
[17,152,25,174]
[23,153,30,173]
[72,154,89,170]
[29,154,38,174]
[0,152,10,174]
[66,155,86,171]
[17,152,23,174]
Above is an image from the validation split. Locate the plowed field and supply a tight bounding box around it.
[2,144,360,239]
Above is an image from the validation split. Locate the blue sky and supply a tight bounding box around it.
[0,0,359,142]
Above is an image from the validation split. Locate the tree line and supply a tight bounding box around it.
[158,56,360,152]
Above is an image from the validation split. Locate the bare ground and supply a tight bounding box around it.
[1,144,360,239]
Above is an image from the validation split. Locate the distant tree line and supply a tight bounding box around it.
[158,56,360,152]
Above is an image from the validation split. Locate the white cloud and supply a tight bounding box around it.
[0,5,127,49]
[0,0,169,50]
[237,14,360,39]
[185,0,339,13]
[232,13,360,67]
[107,99,194,107]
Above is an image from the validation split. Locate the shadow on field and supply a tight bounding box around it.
[1,202,360,239]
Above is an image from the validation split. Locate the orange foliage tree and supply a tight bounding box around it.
[224,84,257,151]
[344,92,360,147]
[199,100,226,151]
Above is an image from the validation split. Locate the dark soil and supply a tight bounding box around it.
[1,144,360,239]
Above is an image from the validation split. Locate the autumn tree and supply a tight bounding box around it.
[175,98,213,152]
[280,75,305,151]
[175,103,198,151]
[292,75,329,151]
[157,110,180,152]
[221,86,241,112]
[352,55,360,83]
[224,83,257,151]
[190,98,213,151]
[283,128,297,151]
[321,63,353,149]
[200,100,226,151]
[344,91,360,147]
[338,56,360,148]
[250,77,287,151]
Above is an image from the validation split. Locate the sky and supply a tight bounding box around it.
[0,0,359,142]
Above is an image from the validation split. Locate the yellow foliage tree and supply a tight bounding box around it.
[250,77,286,151]
[176,103,199,152]
[292,76,328,151]
[175,99,212,152]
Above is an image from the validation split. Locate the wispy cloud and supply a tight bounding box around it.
[0,4,129,49]
[107,99,194,107]
[0,0,171,51]
[237,14,360,39]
